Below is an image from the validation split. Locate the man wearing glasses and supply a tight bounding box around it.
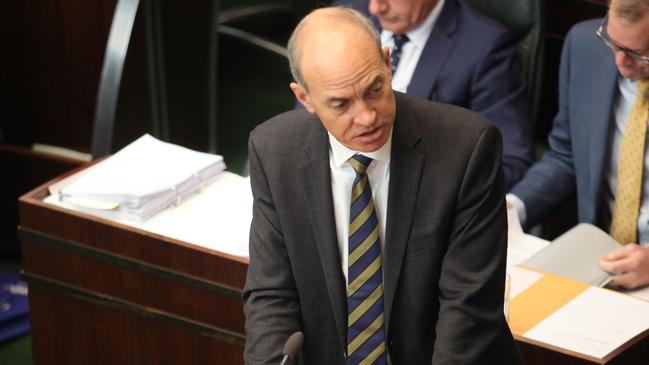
[508,0,649,289]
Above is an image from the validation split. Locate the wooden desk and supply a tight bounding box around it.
[19,171,248,364]
[18,172,649,364]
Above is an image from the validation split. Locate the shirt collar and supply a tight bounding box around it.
[618,76,638,97]
[328,128,393,167]
[380,0,445,50]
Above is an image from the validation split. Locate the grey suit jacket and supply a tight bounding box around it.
[510,19,618,229]
[243,93,522,364]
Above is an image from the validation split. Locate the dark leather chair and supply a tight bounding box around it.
[463,0,545,128]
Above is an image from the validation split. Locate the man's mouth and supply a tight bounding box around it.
[356,125,384,141]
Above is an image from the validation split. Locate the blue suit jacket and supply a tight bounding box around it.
[332,0,534,189]
[511,19,618,228]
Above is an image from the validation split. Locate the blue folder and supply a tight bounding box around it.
[0,270,30,343]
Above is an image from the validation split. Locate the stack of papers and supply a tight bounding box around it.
[53,134,226,221]
[46,171,252,258]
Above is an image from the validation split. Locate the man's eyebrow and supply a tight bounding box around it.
[372,74,386,86]
[323,74,386,103]
[366,75,385,91]
[610,37,649,53]
[325,96,347,104]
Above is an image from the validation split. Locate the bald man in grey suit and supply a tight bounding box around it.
[242,7,521,365]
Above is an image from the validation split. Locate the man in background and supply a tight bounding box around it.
[333,0,534,189]
[509,0,649,289]
[243,6,521,365]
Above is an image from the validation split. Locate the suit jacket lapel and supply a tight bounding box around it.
[406,0,459,99]
[297,122,348,352]
[589,53,618,212]
[383,95,424,333]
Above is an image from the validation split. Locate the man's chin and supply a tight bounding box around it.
[378,19,406,35]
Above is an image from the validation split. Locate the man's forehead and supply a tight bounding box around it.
[320,73,386,100]
[608,12,649,49]
[301,36,383,85]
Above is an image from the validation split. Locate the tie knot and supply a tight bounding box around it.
[349,154,372,174]
[393,34,409,49]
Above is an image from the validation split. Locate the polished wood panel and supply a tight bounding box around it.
[1,0,116,252]
[28,287,241,365]
[3,0,116,151]
[0,145,83,253]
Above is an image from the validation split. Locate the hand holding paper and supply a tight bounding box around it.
[599,244,649,289]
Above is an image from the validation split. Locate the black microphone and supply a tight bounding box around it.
[279,331,304,365]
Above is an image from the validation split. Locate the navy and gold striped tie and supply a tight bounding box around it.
[347,154,387,365]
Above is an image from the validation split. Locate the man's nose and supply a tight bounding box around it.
[353,102,377,127]
[614,50,636,68]
[368,0,387,16]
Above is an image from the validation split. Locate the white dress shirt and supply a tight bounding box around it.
[328,130,392,281]
[380,0,445,92]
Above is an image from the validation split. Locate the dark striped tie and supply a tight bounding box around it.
[390,34,409,75]
[347,154,387,365]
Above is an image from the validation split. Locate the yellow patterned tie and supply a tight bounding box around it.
[611,79,649,244]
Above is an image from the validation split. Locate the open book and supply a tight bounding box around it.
[522,223,622,286]
[53,134,226,221]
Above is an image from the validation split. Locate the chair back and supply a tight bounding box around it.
[464,0,545,127]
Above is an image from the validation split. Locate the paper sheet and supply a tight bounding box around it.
[509,272,590,336]
[523,287,649,359]
[624,285,649,302]
[507,266,545,300]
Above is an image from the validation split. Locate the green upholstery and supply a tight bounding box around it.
[464,0,545,127]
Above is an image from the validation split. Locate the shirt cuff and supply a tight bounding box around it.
[506,193,527,227]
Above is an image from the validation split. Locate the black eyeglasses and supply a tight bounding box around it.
[596,15,649,65]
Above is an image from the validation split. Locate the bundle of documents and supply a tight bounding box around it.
[54,134,226,221]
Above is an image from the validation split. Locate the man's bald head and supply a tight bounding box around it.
[286,7,396,152]
[287,7,383,91]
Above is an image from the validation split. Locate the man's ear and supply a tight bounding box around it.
[383,46,392,78]
[290,82,315,113]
